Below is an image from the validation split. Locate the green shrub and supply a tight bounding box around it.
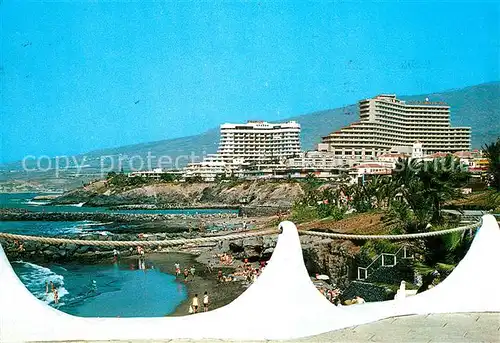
[371,240,400,254]
[160,173,177,182]
[316,203,346,220]
[291,202,319,223]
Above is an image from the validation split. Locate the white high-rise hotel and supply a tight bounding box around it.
[185,121,301,179]
[218,121,301,164]
[319,94,471,159]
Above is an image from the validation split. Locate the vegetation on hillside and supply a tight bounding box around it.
[483,137,500,192]
[292,156,474,275]
[105,171,182,189]
[292,156,470,228]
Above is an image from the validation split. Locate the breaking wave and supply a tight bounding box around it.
[11,261,69,305]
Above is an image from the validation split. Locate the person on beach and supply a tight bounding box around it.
[50,281,55,292]
[53,288,59,304]
[183,268,189,282]
[174,263,181,277]
[190,266,196,277]
[333,297,340,306]
[192,294,199,313]
[217,270,223,283]
[355,296,365,304]
[45,281,49,295]
[203,291,209,312]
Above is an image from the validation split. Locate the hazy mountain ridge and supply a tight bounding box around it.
[82,81,500,166]
[1,82,499,173]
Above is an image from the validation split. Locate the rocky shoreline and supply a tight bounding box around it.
[2,224,406,309]
[0,208,238,222]
[1,228,357,290]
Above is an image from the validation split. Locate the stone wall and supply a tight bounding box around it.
[341,281,395,302]
[366,259,415,285]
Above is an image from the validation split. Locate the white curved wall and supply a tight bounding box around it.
[0,215,499,342]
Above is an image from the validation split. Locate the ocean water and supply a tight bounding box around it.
[0,192,241,236]
[11,258,188,317]
[0,220,113,236]
[1,192,222,317]
[0,193,238,215]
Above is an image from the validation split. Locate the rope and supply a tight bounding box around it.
[0,220,482,246]
[0,229,280,247]
[299,220,481,240]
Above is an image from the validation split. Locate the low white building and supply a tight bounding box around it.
[128,168,166,179]
[349,162,393,179]
[377,152,409,166]
[285,151,363,169]
[128,168,183,180]
[184,155,231,182]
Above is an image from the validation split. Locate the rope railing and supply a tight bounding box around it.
[298,220,481,241]
[0,219,482,247]
[0,229,280,247]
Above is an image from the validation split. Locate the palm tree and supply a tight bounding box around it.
[370,175,392,209]
[349,183,373,213]
[391,157,468,225]
[417,155,470,223]
[482,137,500,192]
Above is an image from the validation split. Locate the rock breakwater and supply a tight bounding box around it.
[0,209,238,223]
[1,230,208,263]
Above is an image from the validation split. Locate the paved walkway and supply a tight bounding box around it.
[294,312,500,342]
[71,313,500,343]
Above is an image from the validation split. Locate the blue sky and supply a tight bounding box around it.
[1,0,499,163]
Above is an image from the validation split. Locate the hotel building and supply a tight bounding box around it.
[319,94,471,159]
[185,121,301,180]
[218,121,301,165]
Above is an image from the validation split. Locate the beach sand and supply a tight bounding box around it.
[122,251,247,317]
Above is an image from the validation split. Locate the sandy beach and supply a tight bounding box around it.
[122,251,247,316]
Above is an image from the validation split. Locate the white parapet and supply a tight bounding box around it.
[0,216,499,342]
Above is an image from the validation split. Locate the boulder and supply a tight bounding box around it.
[76,246,91,254]
[23,241,39,252]
[66,244,78,254]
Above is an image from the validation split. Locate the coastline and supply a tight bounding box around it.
[122,251,247,317]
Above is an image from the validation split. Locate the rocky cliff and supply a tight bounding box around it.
[51,180,304,211]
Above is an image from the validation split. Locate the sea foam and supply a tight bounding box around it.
[12,261,69,304]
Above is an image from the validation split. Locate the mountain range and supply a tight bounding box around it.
[75,81,500,164]
[0,82,499,190]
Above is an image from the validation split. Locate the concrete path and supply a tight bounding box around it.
[68,313,500,343]
[293,312,500,342]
